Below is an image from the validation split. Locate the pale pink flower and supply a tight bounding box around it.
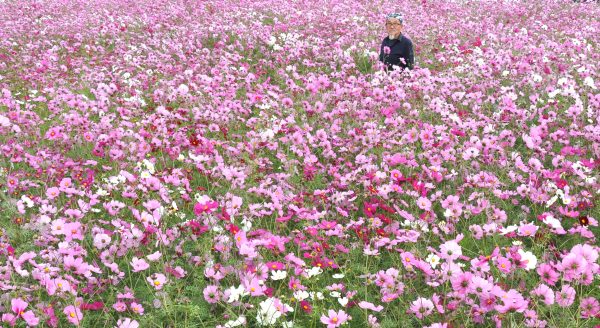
[63,305,83,326]
[320,309,349,328]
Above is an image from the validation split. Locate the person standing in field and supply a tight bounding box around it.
[379,13,414,71]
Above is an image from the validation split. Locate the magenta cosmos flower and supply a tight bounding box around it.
[320,309,349,328]
[1,298,40,326]
[194,200,218,215]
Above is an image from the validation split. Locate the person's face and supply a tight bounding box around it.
[385,18,403,37]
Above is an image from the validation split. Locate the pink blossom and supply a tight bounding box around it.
[555,285,576,307]
[46,187,60,199]
[63,305,83,326]
[203,285,221,304]
[147,273,167,290]
[130,257,150,272]
[358,301,384,312]
[410,297,434,319]
[579,297,600,318]
[1,298,40,326]
[116,318,139,328]
[320,309,349,328]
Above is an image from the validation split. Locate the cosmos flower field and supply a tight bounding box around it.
[1,0,599,327]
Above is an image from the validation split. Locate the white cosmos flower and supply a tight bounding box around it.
[305,266,323,278]
[224,316,246,328]
[293,290,309,301]
[500,225,518,235]
[271,270,287,281]
[227,285,248,303]
[425,253,441,269]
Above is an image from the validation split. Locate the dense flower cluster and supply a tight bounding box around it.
[0,0,599,327]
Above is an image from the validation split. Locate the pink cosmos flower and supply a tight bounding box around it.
[46,187,60,199]
[451,272,473,295]
[6,176,19,192]
[532,284,555,305]
[58,178,73,192]
[112,301,127,312]
[579,297,600,318]
[43,305,58,328]
[130,257,150,272]
[496,256,512,274]
[63,222,84,241]
[320,309,349,328]
[358,301,384,312]
[1,298,40,326]
[439,241,462,262]
[416,196,432,211]
[555,285,576,307]
[400,252,416,268]
[93,233,111,249]
[130,302,144,315]
[147,273,167,290]
[63,255,89,275]
[495,289,528,313]
[410,297,434,319]
[559,253,587,281]
[517,223,538,237]
[203,285,221,304]
[536,263,559,285]
[63,305,83,326]
[243,277,265,296]
[45,277,74,296]
[116,318,139,328]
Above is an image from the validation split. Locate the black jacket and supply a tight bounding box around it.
[379,35,414,70]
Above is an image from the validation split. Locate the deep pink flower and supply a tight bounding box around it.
[265,261,285,271]
[300,300,312,313]
[194,200,218,215]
